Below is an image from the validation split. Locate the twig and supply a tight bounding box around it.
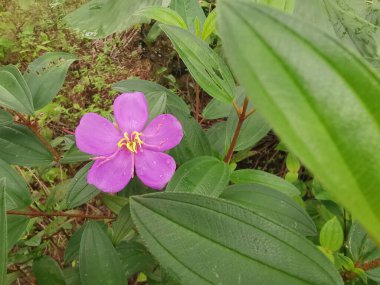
[342,258,380,281]
[224,97,249,163]
[7,210,115,220]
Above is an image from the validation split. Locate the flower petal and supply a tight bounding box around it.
[135,149,176,190]
[87,150,133,193]
[114,92,148,134]
[75,113,122,156]
[142,114,183,152]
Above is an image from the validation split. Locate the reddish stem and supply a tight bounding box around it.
[7,210,115,220]
[223,98,249,163]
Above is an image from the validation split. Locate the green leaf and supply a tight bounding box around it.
[113,79,190,118]
[0,158,31,210]
[218,1,380,244]
[202,98,231,120]
[166,156,230,197]
[0,69,34,115]
[131,192,343,285]
[63,267,81,285]
[206,121,228,157]
[60,144,91,164]
[348,221,380,265]
[320,217,344,252]
[202,9,217,40]
[258,0,295,12]
[64,0,164,39]
[169,115,213,164]
[101,194,129,214]
[160,24,235,103]
[0,110,12,127]
[170,0,206,34]
[79,221,125,285]
[322,0,380,65]
[7,215,28,251]
[112,205,134,245]
[135,7,187,29]
[286,153,301,173]
[23,52,77,110]
[226,108,271,152]
[231,169,300,196]
[0,179,7,285]
[116,239,156,278]
[64,226,85,263]
[146,91,167,121]
[32,256,65,285]
[65,163,100,209]
[220,184,316,236]
[0,124,53,167]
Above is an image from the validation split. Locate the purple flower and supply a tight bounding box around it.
[75,92,183,193]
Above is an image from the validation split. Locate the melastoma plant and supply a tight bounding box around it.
[0,0,380,285]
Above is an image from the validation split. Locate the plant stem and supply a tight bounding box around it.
[7,210,115,220]
[224,98,249,163]
[342,258,380,281]
[15,112,61,161]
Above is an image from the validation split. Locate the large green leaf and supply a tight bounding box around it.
[160,24,236,103]
[65,163,100,209]
[64,0,164,39]
[23,52,77,110]
[79,221,125,285]
[221,184,316,236]
[0,179,7,285]
[169,115,213,164]
[0,68,34,115]
[7,215,28,251]
[231,169,300,196]
[135,7,187,29]
[0,124,53,167]
[166,156,230,197]
[218,1,380,244]
[170,0,206,33]
[113,79,190,118]
[323,0,380,65]
[131,192,342,285]
[0,110,12,127]
[0,159,31,210]
[32,256,66,285]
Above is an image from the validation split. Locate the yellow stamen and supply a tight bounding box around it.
[117,131,144,153]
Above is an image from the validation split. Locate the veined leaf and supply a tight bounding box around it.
[113,79,190,118]
[135,7,187,29]
[218,1,380,244]
[202,9,217,41]
[0,124,53,167]
[160,24,236,103]
[79,221,124,285]
[131,192,343,285]
[65,163,100,209]
[23,52,77,110]
[320,217,344,252]
[221,184,316,236]
[0,158,31,211]
[7,215,28,251]
[166,156,230,197]
[170,0,206,34]
[64,0,165,39]
[0,110,12,127]
[0,178,7,285]
[231,169,300,196]
[32,256,66,285]
[0,69,34,115]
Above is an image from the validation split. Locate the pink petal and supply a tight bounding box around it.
[87,150,133,193]
[75,113,122,156]
[135,149,176,190]
[113,92,148,134]
[142,114,183,152]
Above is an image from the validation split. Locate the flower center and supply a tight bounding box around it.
[117,131,144,153]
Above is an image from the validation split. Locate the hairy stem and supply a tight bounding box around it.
[224,98,249,163]
[342,258,380,281]
[7,210,115,220]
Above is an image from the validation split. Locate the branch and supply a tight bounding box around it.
[224,97,249,163]
[7,210,115,220]
[342,258,380,281]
